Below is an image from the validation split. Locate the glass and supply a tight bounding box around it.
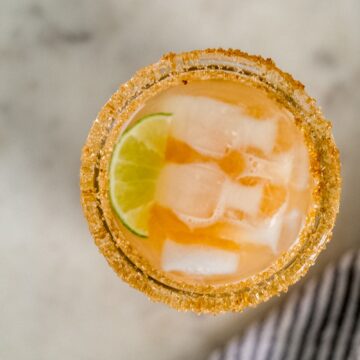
[80,49,340,313]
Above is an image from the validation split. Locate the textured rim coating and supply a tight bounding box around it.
[80,49,341,314]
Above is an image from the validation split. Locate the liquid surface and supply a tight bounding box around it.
[120,79,313,285]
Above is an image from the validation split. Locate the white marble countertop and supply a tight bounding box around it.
[1,1,359,359]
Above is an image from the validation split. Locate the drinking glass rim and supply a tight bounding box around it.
[80,48,341,313]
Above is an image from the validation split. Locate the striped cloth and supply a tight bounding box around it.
[208,250,360,360]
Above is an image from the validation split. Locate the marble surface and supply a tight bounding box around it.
[1,1,359,359]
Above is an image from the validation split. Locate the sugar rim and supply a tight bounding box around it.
[80,48,341,313]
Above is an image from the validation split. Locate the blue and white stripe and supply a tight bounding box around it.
[208,250,360,360]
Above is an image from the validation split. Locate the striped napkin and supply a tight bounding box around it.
[208,250,360,360]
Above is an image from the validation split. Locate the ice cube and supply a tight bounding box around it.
[243,213,284,252]
[291,144,310,190]
[223,206,286,253]
[241,153,293,184]
[223,180,263,216]
[162,239,239,275]
[155,163,225,224]
[283,209,303,244]
[232,116,277,154]
[159,95,278,157]
[158,94,237,157]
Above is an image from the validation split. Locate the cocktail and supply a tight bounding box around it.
[80,49,340,313]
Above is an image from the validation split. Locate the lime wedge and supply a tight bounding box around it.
[109,113,172,237]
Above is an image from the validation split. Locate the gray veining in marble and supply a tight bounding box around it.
[1,1,359,359]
